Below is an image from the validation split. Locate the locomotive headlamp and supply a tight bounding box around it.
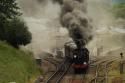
[74,55,77,58]
[83,62,87,65]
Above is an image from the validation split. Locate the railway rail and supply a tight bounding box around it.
[43,58,59,76]
[45,58,71,83]
[44,57,61,66]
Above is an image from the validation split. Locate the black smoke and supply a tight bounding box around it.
[60,0,93,48]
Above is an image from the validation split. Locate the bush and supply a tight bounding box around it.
[5,18,32,48]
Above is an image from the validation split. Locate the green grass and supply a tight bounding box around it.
[0,41,41,83]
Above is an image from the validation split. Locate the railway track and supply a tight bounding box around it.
[90,58,117,83]
[43,58,59,76]
[45,56,98,83]
[44,57,61,66]
[69,75,86,83]
[45,58,71,83]
[45,55,119,83]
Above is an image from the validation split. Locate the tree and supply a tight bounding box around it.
[0,0,20,19]
[5,18,32,48]
[0,0,21,40]
[0,0,32,48]
[112,3,125,19]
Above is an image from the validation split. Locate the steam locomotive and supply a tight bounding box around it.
[64,41,89,74]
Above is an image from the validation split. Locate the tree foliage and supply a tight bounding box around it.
[0,0,32,48]
[5,19,32,48]
[0,0,21,40]
[0,0,20,20]
[112,3,125,19]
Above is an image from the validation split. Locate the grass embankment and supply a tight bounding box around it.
[0,41,41,83]
[108,61,125,83]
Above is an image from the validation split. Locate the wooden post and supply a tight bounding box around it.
[120,53,124,74]
[36,58,42,66]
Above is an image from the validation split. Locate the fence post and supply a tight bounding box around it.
[120,53,124,74]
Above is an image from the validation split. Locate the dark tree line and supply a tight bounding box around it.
[0,0,31,48]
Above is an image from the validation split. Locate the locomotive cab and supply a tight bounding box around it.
[64,42,77,62]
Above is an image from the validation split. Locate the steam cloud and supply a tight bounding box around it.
[17,0,93,56]
[60,0,93,47]
[17,0,70,56]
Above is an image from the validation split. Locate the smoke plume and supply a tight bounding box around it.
[60,0,93,47]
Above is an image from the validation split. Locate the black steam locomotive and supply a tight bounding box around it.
[64,41,89,74]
